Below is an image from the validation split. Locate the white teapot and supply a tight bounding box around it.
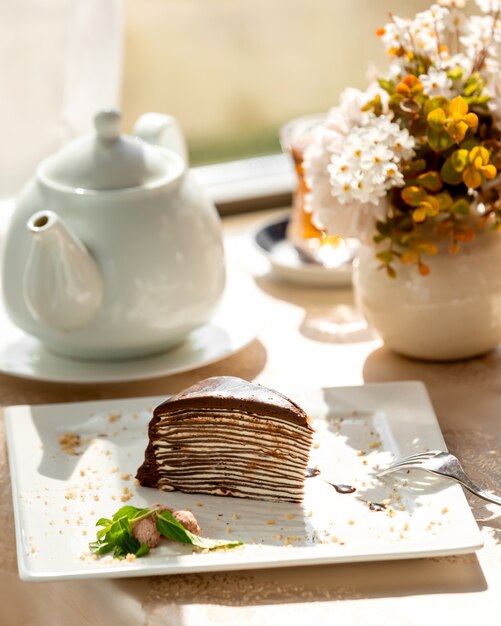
[2,109,225,360]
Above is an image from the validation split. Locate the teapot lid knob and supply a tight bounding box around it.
[94,109,121,141]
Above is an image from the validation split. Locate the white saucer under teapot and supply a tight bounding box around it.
[2,109,225,360]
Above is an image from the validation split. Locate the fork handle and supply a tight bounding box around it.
[457,479,501,506]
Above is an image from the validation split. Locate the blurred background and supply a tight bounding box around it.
[0,0,432,197]
[122,0,432,165]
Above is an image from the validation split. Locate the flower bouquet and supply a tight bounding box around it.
[304,0,501,278]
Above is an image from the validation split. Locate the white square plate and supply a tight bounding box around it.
[5,381,482,581]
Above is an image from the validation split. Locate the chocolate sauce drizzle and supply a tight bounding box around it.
[367,501,387,511]
[305,468,388,511]
[305,468,356,494]
[305,467,321,478]
[328,483,357,494]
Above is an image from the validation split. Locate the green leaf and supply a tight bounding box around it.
[463,73,485,97]
[428,128,454,152]
[112,506,148,522]
[446,66,464,81]
[402,159,427,179]
[435,192,453,211]
[108,516,141,558]
[451,198,470,215]
[464,95,490,108]
[389,93,404,110]
[156,510,242,551]
[378,78,395,94]
[463,82,479,97]
[424,96,449,116]
[401,186,426,207]
[427,108,446,130]
[460,138,479,151]
[375,220,391,236]
[400,232,416,244]
[450,149,468,172]
[376,250,394,264]
[96,518,112,527]
[440,158,464,185]
[386,265,397,279]
[136,543,150,557]
[398,216,415,231]
[408,116,428,137]
[89,541,114,555]
[90,510,144,559]
[416,171,443,191]
[90,506,243,559]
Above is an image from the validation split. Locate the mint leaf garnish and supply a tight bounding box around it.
[89,505,242,559]
[89,511,149,558]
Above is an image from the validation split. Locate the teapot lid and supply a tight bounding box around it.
[39,109,179,191]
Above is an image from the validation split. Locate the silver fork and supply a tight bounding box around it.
[377,450,501,506]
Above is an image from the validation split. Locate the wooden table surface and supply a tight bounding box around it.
[0,208,499,626]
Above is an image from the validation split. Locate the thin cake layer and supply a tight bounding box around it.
[136,377,314,502]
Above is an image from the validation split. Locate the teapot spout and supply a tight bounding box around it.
[23,211,104,332]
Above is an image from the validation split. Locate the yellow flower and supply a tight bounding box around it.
[427,96,478,143]
[464,146,497,188]
[450,146,497,189]
[412,195,440,223]
[396,75,424,98]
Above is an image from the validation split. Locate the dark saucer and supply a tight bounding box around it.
[254,216,357,287]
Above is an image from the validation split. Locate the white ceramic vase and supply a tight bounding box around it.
[354,232,501,361]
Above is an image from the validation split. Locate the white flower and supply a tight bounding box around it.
[337,83,389,127]
[338,88,371,128]
[388,62,405,82]
[419,68,454,97]
[303,127,343,221]
[380,6,451,66]
[484,55,501,74]
[391,128,416,160]
[487,75,501,121]
[349,176,384,205]
[413,5,450,59]
[440,5,468,40]
[385,163,405,187]
[458,14,501,87]
[461,14,501,57]
[476,0,501,13]
[441,52,474,75]
[312,196,389,247]
[414,5,450,33]
[320,107,351,142]
[304,113,415,241]
[360,144,394,172]
[327,171,357,205]
[379,15,412,54]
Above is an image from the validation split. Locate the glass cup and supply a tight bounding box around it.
[280,114,355,268]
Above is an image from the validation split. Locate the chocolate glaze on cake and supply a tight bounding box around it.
[136,376,314,503]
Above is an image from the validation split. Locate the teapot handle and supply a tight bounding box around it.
[134,113,188,165]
